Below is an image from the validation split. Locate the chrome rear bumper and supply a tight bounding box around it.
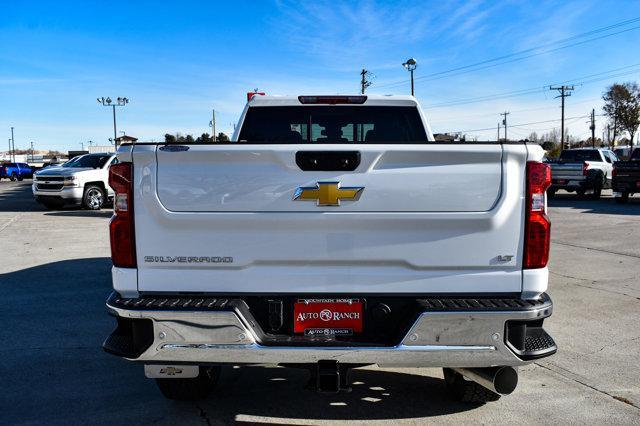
[104,294,554,368]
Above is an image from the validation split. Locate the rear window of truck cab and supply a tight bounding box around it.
[238,106,427,143]
[559,150,602,162]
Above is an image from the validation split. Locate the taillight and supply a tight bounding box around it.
[612,165,617,178]
[524,161,551,269]
[109,162,136,268]
[582,162,589,176]
[247,92,265,102]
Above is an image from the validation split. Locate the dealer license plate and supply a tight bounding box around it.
[293,299,363,336]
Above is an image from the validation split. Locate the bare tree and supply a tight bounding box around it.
[603,82,640,147]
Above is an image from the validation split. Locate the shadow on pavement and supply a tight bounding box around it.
[44,210,113,218]
[0,180,46,212]
[2,258,478,423]
[0,180,111,214]
[549,192,640,216]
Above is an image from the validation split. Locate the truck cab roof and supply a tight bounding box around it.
[247,94,420,107]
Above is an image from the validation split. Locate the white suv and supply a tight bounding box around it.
[32,153,117,210]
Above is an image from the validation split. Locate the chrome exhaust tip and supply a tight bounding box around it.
[452,366,518,395]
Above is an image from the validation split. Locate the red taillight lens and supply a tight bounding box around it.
[298,95,367,104]
[247,92,265,102]
[109,162,136,268]
[524,161,551,269]
[582,162,589,176]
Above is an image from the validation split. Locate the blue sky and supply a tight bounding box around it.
[2,0,640,151]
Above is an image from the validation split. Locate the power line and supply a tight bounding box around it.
[421,63,640,109]
[449,114,593,133]
[375,17,640,89]
[428,97,604,124]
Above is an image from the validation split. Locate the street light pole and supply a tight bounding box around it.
[112,105,117,143]
[97,97,129,149]
[209,110,216,142]
[11,127,15,162]
[402,58,417,96]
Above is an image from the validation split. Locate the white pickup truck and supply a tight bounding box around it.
[33,153,117,209]
[547,148,618,198]
[103,95,556,403]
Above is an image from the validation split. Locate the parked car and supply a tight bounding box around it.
[0,162,34,181]
[612,148,640,203]
[614,145,633,160]
[103,94,556,403]
[32,153,117,209]
[547,148,618,198]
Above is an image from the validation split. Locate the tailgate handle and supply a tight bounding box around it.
[296,151,360,171]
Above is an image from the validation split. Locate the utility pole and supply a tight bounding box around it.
[360,69,372,94]
[8,139,11,161]
[30,141,34,162]
[497,123,501,141]
[209,110,216,142]
[80,142,84,151]
[10,127,15,162]
[500,112,510,141]
[550,85,574,151]
[589,108,596,147]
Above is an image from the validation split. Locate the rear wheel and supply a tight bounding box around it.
[10,173,17,181]
[83,185,105,210]
[591,175,604,199]
[155,366,220,401]
[615,192,629,204]
[443,368,501,403]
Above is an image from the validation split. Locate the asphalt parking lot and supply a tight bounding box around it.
[1,179,639,425]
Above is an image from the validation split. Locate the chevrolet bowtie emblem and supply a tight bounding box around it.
[294,182,364,206]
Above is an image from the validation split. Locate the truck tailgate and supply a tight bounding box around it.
[133,143,529,294]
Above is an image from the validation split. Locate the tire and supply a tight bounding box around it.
[17,175,24,181]
[83,185,105,210]
[576,189,585,198]
[591,175,604,199]
[615,192,629,204]
[155,366,220,401]
[443,368,501,404]
[10,173,17,181]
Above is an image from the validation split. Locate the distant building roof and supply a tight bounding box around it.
[115,135,138,142]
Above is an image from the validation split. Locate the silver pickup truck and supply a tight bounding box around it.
[548,148,618,198]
